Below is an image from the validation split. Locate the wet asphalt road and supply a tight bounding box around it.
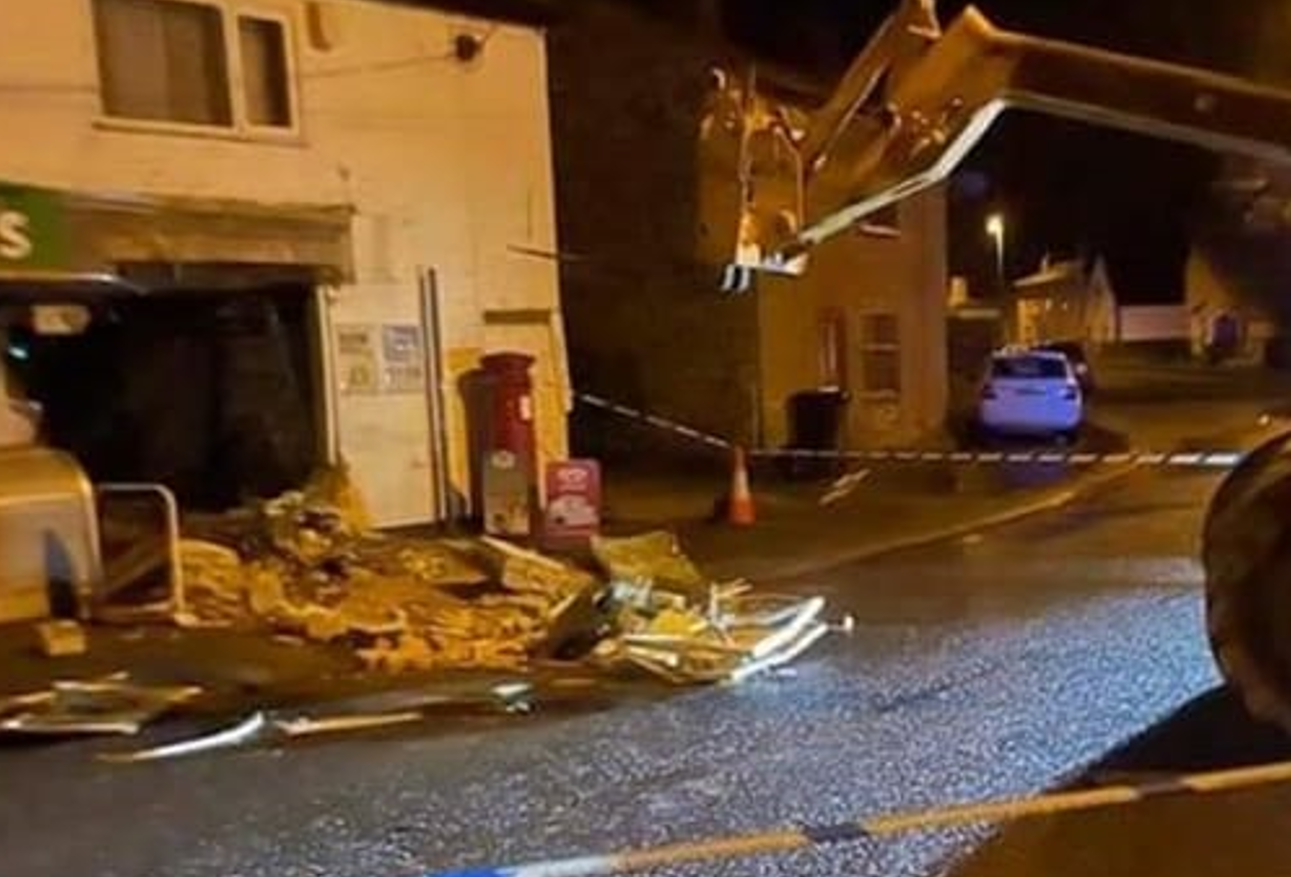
[4,465,1290,877]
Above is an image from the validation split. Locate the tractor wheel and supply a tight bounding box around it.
[1204,429,1291,731]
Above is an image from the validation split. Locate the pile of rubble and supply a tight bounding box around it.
[177,467,842,683]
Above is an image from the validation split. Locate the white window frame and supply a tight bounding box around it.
[91,0,302,143]
[857,310,902,397]
[231,7,302,140]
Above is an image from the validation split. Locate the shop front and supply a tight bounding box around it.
[0,180,353,511]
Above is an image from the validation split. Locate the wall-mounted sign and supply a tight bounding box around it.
[334,324,380,395]
[0,182,68,272]
[381,324,426,393]
[543,459,601,546]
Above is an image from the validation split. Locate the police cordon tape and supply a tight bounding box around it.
[576,392,1245,470]
[428,757,1291,877]
[577,393,734,451]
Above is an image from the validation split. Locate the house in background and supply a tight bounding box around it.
[1180,155,1291,366]
[1186,244,1279,364]
[1008,254,1118,347]
[549,3,949,456]
[0,0,567,526]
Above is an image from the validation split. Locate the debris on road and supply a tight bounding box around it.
[100,679,534,762]
[179,467,594,674]
[0,674,201,736]
[592,531,708,600]
[35,619,88,657]
[589,533,845,685]
[170,471,840,684]
[99,711,269,762]
[592,583,835,685]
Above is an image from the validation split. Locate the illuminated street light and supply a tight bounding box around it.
[985,212,1006,291]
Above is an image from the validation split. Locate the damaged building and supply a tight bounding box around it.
[0,0,570,526]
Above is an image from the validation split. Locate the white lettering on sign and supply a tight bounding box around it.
[556,468,590,490]
[0,211,32,261]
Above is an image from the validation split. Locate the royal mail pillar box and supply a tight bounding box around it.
[480,352,538,536]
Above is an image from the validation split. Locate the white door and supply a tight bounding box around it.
[325,286,436,527]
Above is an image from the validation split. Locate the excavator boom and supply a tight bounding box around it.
[701,0,1291,276]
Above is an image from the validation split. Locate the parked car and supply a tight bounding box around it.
[1034,340,1096,396]
[977,348,1084,443]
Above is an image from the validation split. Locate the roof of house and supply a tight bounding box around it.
[1012,259,1082,290]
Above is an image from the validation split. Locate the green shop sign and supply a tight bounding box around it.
[0,182,69,272]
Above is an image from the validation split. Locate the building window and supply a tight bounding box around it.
[92,0,296,133]
[859,312,901,394]
[239,17,293,128]
[94,0,233,126]
[818,308,848,389]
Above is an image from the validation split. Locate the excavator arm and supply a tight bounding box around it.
[699,0,1291,280]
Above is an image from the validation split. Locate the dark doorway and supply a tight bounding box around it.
[6,283,322,510]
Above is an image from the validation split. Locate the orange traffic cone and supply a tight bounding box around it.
[728,445,756,526]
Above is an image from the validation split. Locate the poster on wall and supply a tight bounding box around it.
[381,324,426,394]
[334,324,380,395]
[483,450,533,537]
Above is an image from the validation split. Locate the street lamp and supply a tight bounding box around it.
[985,212,1006,292]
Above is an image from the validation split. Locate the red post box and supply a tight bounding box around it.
[479,352,538,536]
[480,352,537,474]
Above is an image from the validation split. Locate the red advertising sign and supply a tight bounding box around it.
[543,459,601,546]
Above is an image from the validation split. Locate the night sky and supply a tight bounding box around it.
[716,0,1284,301]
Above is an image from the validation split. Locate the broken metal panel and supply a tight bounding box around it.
[99,679,535,762]
[0,676,202,736]
[586,532,844,685]
[98,712,269,762]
